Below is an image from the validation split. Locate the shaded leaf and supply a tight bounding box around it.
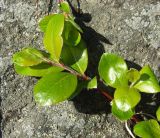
[134,119,160,138]
[63,21,81,46]
[43,14,64,61]
[68,80,88,100]
[114,87,141,111]
[87,77,97,90]
[127,68,140,83]
[14,63,63,77]
[39,14,55,32]
[111,100,134,121]
[34,72,77,105]
[68,17,83,33]
[12,47,44,67]
[134,65,160,93]
[156,106,160,121]
[61,39,88,74]
[59,1,71,13]
[98,53,128,88]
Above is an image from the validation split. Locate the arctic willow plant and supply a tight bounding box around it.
[12,1,160,138]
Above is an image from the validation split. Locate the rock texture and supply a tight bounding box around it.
[0,0,160,137]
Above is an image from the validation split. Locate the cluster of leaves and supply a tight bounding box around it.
[12,1,160,138]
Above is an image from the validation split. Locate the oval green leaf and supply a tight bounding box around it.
[62,21,81,46]
[111,100,135,121]
[114,87,141,111]
[134,65,160,93]
[34,72,77,105]
[61,39,88,74]
[134,119,160,138]
[59,1,71,13]
[39,14,55,32]
[43,14,64,61]
[12,47,44,67]
[87,77,97,90]
[98,53,128,88]
[14,63,63,77]
[156,106,160,121]
[127,68,140,83]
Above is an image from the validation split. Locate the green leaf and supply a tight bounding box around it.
[68,17,83,33]
[156,106,160,121]
[127,68,140,83]
[59,1,71,13]
[39,14,55,32]
[134,65,160,93]
[68,80,88,100]
[63,21,81,46]
[61,39,88,74]
[14,63,63,77]
[12,47,44,67]
[34,72,77,105]
[87,77,97,90]
[111,100,134,121]
[114,87,141,111]
[43,14,64,61]
[134,119,160,138]
[98,53,128,88]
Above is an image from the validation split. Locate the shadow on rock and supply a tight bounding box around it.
[67,0,113,114]
[72,89,111,114]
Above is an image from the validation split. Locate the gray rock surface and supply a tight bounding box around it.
[0,0,160,137]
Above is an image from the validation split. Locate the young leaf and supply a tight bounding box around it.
[43,14,64,61]
[34,72,77,106]
[156,106,160,121]
[134,65,160,93]
[61,40,88,74]
[59,1,71,13]
[98,53,128,88]
[39,14,55,32]
[87,77,97,90]
[114,87,141,111]
[14,63,63,77]
[63,21,81,46]
[111,100,135,121]
[127,68,140,83]
[134,119,160,138]
[12,47,44,67]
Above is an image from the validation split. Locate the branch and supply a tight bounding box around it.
[43,58,90,81]
[43,57,140,124]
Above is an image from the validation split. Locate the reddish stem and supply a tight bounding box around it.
[98,89,113,101]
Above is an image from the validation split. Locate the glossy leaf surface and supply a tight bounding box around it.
[14,63,63,77]
[61,40,88,74]
[87,77,97,90]
[12,47,44,67]
[156,106,160,121]
[59,1,70,13]
[34,72,77,105]
[43,14,64,61]
[127,68,140,83]
[114,87,141,111]
[111,100,134,121]
[63,21,81,46]
[39,14,54,32]
[134,119,160,138]
[98,53,128,88]
[134,65,160,93]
